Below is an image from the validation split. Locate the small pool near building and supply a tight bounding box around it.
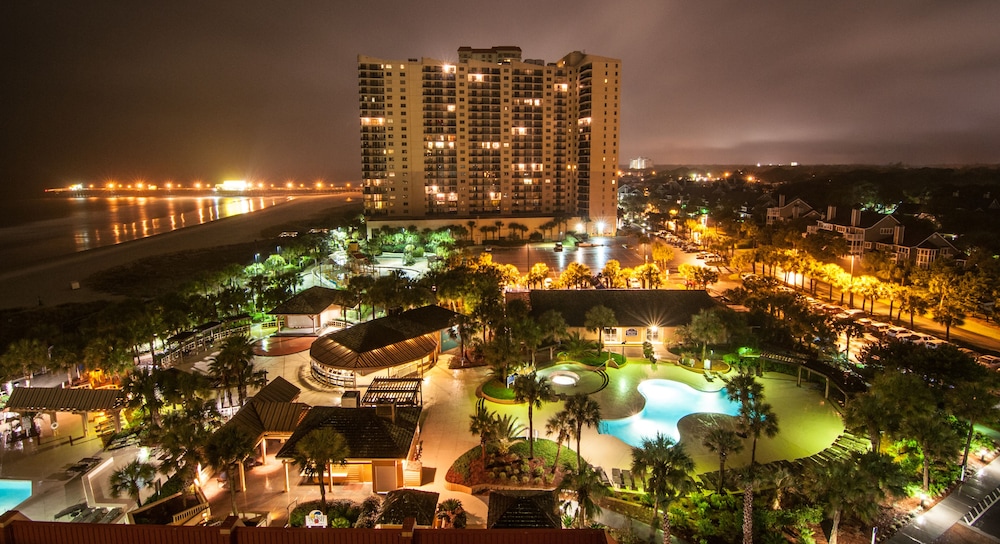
[600,379,741,447]
[0,479,31,514]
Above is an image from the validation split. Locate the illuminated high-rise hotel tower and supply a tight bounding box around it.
[358,46,621,237]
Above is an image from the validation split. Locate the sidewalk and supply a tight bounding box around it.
[887,433,1000,544]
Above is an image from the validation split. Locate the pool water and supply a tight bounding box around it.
[0,479,31,513]
[600,379,741,447]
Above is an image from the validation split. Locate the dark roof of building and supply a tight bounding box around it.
[487,490,561,529]
[376,489,440,526]
[270,286,352,315]
[275,406,420,460]
[310,305,460,374]
[219,377,308,442]
[826,209,895,229]
[6,387,124,412]
[252,376,300,403]
[526,289,718,328]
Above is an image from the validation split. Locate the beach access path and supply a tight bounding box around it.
[0,193,362,310]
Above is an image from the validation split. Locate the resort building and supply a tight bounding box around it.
[359,46,621,239]
[807,206,902,256]
[765,195,819,225]
[514,289,718,347]
[309,305,460,388]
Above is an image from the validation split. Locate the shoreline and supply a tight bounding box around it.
[0,193,362,310]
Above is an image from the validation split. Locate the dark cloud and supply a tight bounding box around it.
[3,0,998,194]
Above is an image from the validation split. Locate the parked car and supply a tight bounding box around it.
[868,322,892,335]
[977,354,1000,367]
[910,333,938,345]
[958,347,980,359]
[922,339,948,349]
[885,326,912,339]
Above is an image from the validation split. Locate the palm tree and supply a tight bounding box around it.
[683,308,727,363]
[295,428,351,512]
[702,425,743,494]
[205,426,257,515]
[559,465,609,527]
[767,464,796,510]
[208,353,237,409]
[469,405,496,463]
[513,371,554,459]
[492,413,526,456]
[735,466,765,544]
[565,393,602,471]
[630,433,694,544]
[0,338,48,387]
[109,460,157,507]
[805,452,906,544]
[122,367,164,428]
[741,397,779,466]
[149,400,220,486]
[545,411,574,474]
[584,305,617,357]
[724,374,777,466]
[213,335,265,406]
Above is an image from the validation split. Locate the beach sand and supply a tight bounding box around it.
[0,193,362,310]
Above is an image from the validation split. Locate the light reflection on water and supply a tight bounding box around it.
[600,379,741,447]
[0,195,292,269]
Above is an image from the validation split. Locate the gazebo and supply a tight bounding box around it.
[309,305,460,388]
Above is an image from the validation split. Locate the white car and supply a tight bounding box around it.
[885,326,912,339]
[868,322,892,335]
[922,339,948,349]
[978,354,1000,367]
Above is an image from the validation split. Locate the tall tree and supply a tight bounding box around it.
[295,428,351,512]
[682,308,727,362]
[947,381,1000,476]
[584,305,617,357]
[122,367,165,428]
[213,335,266,406]
[805,453,906,544]
[630,433,695,544]
[469,405,496,463]
[205,426,257,516]
[565,393,602,471]
[545,411,574,474]
[513,371,553,459]
[559,465,609,528]
[702,425,744,494]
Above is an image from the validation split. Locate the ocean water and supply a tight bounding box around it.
[0,194,293,269]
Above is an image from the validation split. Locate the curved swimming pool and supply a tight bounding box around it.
[599,379,741,447]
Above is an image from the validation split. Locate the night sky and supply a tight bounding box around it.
[4,1,999,194]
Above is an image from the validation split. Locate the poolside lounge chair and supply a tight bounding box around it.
[612,468,624,488]
[703,370,714,382]
[595,466,612,487]
[623,469,636,490]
